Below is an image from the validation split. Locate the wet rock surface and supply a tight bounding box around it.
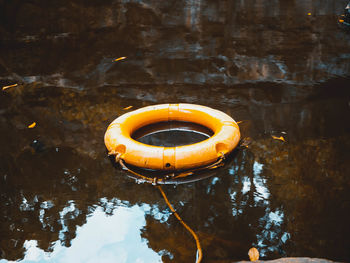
[1,0,350,87]
[237,257,339,263]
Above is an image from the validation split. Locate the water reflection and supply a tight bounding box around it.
[0,205,162,263]
[1,0,350,262]
[1,0,350,88]
[1,79,349,261]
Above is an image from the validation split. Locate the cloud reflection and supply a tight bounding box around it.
[1,205,162,263]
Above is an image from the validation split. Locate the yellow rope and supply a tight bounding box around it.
[117,156,225,262]
[157,185,203,263]
[117,153,225,184]
[118,159,161,184]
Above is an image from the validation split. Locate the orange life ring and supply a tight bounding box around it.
[104,104,240,170]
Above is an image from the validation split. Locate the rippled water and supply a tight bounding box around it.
[0,0,350,262]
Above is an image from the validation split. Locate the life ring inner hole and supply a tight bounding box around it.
[131,121,214,147]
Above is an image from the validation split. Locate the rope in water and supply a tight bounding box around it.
[157,185,203,263]
[116,155,226,262]
[117,153,225,185]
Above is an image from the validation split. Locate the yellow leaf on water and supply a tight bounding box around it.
[240,137,252,148]
[28,122,36,128]
[248,247,259,261]
[2,83,18,90]
[272,135,285,142]
[114,56,126,62]
[123,106,133,110]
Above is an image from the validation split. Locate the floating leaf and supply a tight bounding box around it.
[2,83,18,90]
[114,56,127,62]
[272,135,285,142]
[28,122,36,128]
[123,106,133,110]
[240,137,252,148]
[248,247,259,261]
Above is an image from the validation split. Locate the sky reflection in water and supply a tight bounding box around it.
[1,205,163,263]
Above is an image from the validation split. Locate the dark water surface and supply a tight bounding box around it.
[133,121,213,147]
[1,0,350,262]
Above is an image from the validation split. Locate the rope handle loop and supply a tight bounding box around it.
[118,153,225,185]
